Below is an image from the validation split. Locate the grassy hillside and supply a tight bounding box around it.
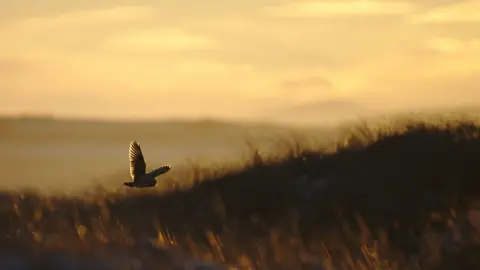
[1,117,480,269]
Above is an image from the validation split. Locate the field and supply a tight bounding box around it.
[1,115,480,269]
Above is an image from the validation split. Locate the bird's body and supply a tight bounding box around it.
[124,140,171,188]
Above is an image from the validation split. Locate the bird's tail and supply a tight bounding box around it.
[123,182,135,188]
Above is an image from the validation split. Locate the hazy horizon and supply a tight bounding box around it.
[1,0,479,123]
[0,117,339,192]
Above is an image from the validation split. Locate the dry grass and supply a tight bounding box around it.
[1,117,480,269]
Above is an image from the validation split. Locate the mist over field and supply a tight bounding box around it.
[0,117,337,192]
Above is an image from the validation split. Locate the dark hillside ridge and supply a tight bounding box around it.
[1,119,480,269]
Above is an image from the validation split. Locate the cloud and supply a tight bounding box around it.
[265,99,371,124]
[0,5,157,56]
[423,37,480,54]
[281,75,332,91]
[3,5,155,30]
[0,57,34,76]
[262,0,416,18]
[99,28,218,52]
[410,1,480,23]
[286,99,362,112]
[376,73,480,111]
[328,41,480,112]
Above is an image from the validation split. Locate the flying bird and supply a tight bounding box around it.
[124,140,171,188]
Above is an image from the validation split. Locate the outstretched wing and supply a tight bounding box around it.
[129,140,146,180]
[148,165,171,178]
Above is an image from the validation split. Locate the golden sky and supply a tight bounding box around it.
[1,0,479,122]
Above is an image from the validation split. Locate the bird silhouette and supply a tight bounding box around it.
[123,140,171,188]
